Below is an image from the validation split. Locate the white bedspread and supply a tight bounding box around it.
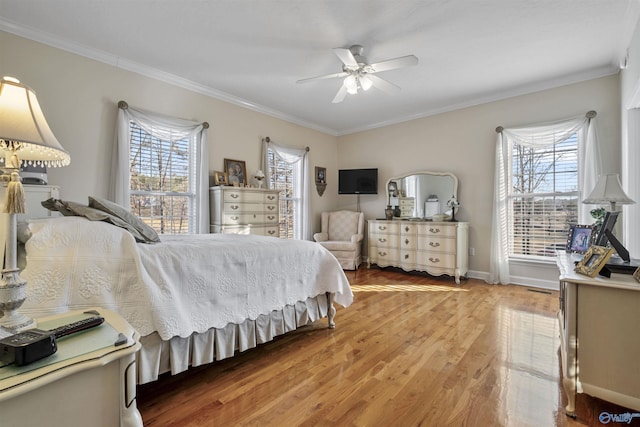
[20,217,353,340]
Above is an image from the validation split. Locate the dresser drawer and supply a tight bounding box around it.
[417,223,457,238]
[400,235,417,250]
[419,236,456,253]
[222,212,268,225]
[222,189,266,203]
[416,252,456,269]
[400,250,416,268]
[369,247,399,266]
[370,233,399,248]
[369,221,400,235]
[223,202,263,213]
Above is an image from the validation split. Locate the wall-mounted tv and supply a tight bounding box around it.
[338,168,378,194]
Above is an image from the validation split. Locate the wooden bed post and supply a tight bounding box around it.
[326,292,336,329]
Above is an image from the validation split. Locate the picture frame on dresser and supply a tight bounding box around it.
[224,159,246,186]
[213,170,228,186]
[574,245,614,277]
[565,224,597,254]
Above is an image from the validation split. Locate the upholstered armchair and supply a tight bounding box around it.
[313,210,364,270]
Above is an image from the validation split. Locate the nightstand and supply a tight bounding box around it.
[0,308,142,427]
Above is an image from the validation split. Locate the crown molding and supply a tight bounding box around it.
[0,19,339,136]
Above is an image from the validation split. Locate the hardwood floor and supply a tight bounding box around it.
[137,267,635,426]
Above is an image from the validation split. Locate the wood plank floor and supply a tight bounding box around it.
[137,267,636,426]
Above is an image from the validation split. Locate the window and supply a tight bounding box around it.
[128,122,197,234]
[490,113,598,284]
[267,148,303,239]
[509,134,579,258]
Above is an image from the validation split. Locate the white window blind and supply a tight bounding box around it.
[509,133,579,257]
[267,148,299,239]
[129,122,196,234]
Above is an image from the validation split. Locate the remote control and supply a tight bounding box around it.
[0,313,105,366]
[50,315,105,339]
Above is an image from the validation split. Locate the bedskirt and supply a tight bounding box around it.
[136,295,329,384]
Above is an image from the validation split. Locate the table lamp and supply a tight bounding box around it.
[0,76,70,331]
[583,173,635,212]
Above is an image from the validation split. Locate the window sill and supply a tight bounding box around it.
[509,255,557,266]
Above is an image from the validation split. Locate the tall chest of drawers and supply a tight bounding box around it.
[209,186,280,237]
[367,220,469,284]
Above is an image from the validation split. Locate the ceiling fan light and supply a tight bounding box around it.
[360,75,373,91]
[343,75,357,91]
[346,86,358,95]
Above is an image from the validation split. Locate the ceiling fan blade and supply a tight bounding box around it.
[332,85,348,103]
[333,48,359,68]
[367,74,401,94]
[296,71,348,84]
[369,55,418,73]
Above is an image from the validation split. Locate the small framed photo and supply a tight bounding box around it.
[634,266,640,283]
[224,159,247,186]
[566,224,597,254]
[315,166,326,184]
[575,245,614,277]
[213,171,228,186]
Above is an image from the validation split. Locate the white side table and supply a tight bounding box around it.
[557,252,640,415]
[0,308,142,427]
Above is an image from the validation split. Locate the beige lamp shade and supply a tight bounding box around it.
[0,76,70,167]
[583,173,635,211]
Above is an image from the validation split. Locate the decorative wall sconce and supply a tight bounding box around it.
[315,166,327,196]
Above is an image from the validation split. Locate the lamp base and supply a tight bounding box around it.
[0,270,34,332]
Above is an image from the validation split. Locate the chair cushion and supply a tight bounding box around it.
[327,211,359,241]
[318,241,358,251]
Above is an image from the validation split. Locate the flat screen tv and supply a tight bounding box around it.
[338,168,378,194]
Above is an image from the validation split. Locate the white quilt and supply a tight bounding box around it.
[20,216,353,340]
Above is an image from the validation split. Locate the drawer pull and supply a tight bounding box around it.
[231,205,239,210]
[405,226,410,232]
[378,238,387,243]
[429,242,440,247]
[267,206,275,211]
[267,230,276,235]
[253,214,257,219]
[429,228,440,234]
[429,257,440,263]
[231,216,239,221]
[267,195,276,200]
[230,194,239,199]
[378,225,387,231]
[404,254,410,259]
[405,238,410,245]
[267,215,276,220]
[378,251,387,256]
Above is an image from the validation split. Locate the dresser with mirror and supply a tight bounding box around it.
[368,171,469,284]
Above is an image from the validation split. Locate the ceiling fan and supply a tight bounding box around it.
[296,45,418,103]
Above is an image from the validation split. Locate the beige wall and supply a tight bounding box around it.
[0,31,340,235]
[337,75,621,275]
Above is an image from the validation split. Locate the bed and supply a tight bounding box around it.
[14,216,353,384]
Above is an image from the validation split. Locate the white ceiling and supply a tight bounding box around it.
[1,1,638,136]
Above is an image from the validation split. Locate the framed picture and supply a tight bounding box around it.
[315,166,326,184]
[224,159,246,186]
[213,171,228,186]
[634,266,640,283]
[594,211,620,246]
[566,224,597,254]
[574,245,615,277]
